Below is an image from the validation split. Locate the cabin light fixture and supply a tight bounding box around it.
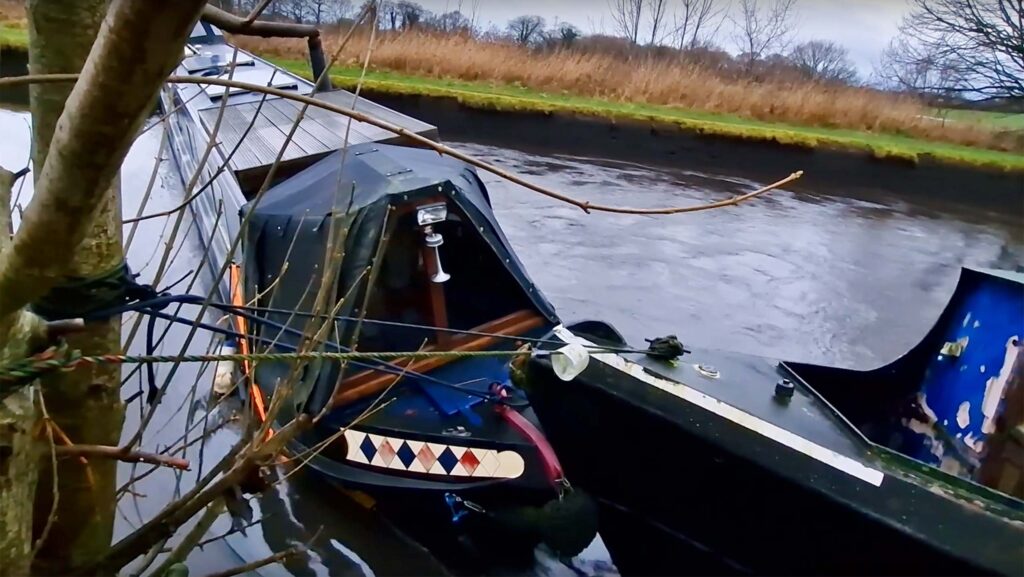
[416,203,448,227]
[424,227,451,284]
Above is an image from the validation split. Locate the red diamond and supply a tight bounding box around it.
[460,449,480,475]
[377,439,396,466]
[417,444,437,470]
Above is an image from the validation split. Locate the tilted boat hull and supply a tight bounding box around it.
[525,314,1024,575]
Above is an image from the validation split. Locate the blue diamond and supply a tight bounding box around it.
[360,435,377,462]
[437,447,458,472]
[396,442,416,468]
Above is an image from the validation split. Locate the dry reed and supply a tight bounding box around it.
[235,30,1010,152]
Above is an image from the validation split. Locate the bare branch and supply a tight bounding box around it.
[55,445,190,470]
[731,0,798,66]
[201,545,306,577]
[877,0,1023,100]
[201,4,320,38]
[609,0,645,44]
[0,0,207,319]
[0,72,804,217]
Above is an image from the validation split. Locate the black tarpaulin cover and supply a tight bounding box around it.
[239,143,556,414]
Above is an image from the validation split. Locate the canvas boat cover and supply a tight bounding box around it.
[240,143,557,413]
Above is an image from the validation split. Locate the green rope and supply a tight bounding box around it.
[0,345,579,387]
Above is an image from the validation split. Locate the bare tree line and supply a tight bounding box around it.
[877,0,1023,101]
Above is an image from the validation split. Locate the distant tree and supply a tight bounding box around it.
[646,0,669,45]
[378,0,401,29]
[430,10,471,34]
[788,40,858,84]
[507,14,546,46]
[283,0,309,22]
[877,0,1023,101]
[304,0,351,24]
[672,0,727,50]
[556,22,582,47]
[609,0,644,45]
[394,1,425,29]
[731,0,798,69]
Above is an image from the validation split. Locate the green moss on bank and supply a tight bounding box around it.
[268,58,1024,172]
[0,21,27,48]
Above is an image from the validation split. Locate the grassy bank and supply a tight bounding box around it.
[0,18,25,48]
[269,58,1024,171]
[1,16,1020,171]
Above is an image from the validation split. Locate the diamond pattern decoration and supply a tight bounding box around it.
[359,434,377,462]
[377,439,397,466]
[437,447,459,473]
[416,443,437,470]
[342,428,524,479]
[460,449,480,475]
[396,442,416,468]
[477,450,500,477]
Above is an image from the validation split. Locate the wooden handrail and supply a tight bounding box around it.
[332,309,545,407]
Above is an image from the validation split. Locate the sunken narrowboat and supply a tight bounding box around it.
[161,22,596,562]
[525,267,1024,575]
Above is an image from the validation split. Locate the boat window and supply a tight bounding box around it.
[355,204,536,353]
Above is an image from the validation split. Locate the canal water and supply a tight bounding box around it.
[1,106,1021,576]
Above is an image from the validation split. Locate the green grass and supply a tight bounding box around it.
[268,58,1024,172]
[0,20,27,48]
[0,20,1019,172]
[938,109,1024,131]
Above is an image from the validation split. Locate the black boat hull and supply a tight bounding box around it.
[526,322,1024,576]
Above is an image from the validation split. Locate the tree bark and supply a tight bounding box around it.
[25,2,123,572]
[0,168,47,577]
[0,0,207,573]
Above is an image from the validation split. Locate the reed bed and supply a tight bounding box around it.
[235,30,1011,152]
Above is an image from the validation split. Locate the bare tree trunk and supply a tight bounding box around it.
[0,168,47,577]
[25,2,122,571]
[0,0,207,573]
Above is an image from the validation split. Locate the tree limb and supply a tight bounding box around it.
[201,5,319,38]
[0,0,208,320]
[201,545,305,577]
[55,445,190,470]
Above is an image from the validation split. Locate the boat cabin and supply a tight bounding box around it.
[786,268,1024,499]
[240,143,557,419]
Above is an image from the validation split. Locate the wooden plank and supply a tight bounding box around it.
[332,310,545,407]
[301,102,379,147]
[271,97,376,150]
[258,100,332,155]
[317,89,436,134]
[265,98,332,151]
[200,105,267,173]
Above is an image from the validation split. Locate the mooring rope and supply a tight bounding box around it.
[0,343,588,388]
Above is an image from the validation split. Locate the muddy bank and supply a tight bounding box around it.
[360,90,1023,210]
[0,46,28,105]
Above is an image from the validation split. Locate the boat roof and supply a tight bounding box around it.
[172,34,438,191]
[245,142,485,217]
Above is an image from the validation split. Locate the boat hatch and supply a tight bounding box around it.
[240,143,557,416]
[201,67,299,99]
[183,52,255,74]
[785,268,1024,500]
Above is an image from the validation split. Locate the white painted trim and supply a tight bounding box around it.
[553,326,885,487]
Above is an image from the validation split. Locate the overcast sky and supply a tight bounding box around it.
[411,0,911,76]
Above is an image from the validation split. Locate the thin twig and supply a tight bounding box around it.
[31,390,59,561]
[56,444,190,470]
[201,544,305,577]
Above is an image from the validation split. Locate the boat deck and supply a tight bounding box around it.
[175,38,438,192]
[199,89,438,184]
